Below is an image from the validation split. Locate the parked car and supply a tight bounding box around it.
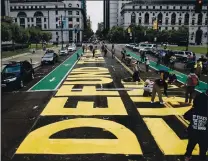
[134,43,149,51]
[129,43,137,49]
[41,52,58,65]
[76,42,82,47]
[173,50,189,62]
[68,43,76,52]
[59,49,68,56]
[1,61,34,89]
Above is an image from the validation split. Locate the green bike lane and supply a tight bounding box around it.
[126,50,208,93]
[29,49,83,91]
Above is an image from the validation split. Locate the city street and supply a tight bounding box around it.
[2,46,206,161]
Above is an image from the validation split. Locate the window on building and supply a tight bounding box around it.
[146,6,148,9]
[197,13,203,25]
[44,24,47,29]
[68,11,72,15]
[165,19,168,25]
[167,6,169,9]
[27,18,30,22]
[69,24,73,28]
[144,13,149,24]
[153,6,155,9]
[56,32,58,35]
[56,24,58,28]
[140,6,142,9]
[166,13,168,16]
[165,27,168,30]
[158,13,163,25]
[131,12,136,24]
[14,18,17,22]
[172,27,174,30]
[192,19,195,25]
[205,19,208,25]
[76,11,79,15]
[77,4,79,8]
[180,6,182,9]
[187,6,189,9]
[173,6,175,9]
[133,5,135,9]
[153,13,155,16]
[56,17,58,22]
[31,18,34,22]
[192,13,195,16]
[32,24,34,27]
[68,3,72,7]
[171,13,176,25]
[28,24,30,28]
[160,6,162,9]
[76,18,79,22]
[184,13,189,25]
[44,18,46,22]
[139,18,141,24]
[139,13,141,16]
[179,13,182,16]
[179,19,181,25]
[55,10,58,15]
[68,17,72,21]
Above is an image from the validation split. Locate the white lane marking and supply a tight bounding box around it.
[64,63,71,66]
[55,59,79,90]
[49,77,56,82]
[28,50,79,91]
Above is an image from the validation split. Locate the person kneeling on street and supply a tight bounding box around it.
[143,79,154,97]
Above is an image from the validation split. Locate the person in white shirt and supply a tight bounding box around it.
[145,57,150,72]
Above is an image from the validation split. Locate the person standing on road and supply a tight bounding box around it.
[92,47,96,57]
[145,57,150,72]
[121,48,126,61]
[183,89,208,161]
[195,60,202,78]
[112,44,114,49]
[169,55,176,70]
[141,51,145,62]
[192,53,196,62]
[151,73,168,104]
[82,44,85,53]
[111,47,115,59]
[184,69,199,104]
[104,47,107,57]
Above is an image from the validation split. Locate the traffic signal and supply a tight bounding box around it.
[195,0,203,13]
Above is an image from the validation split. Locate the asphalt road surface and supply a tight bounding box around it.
[1,46,207,161]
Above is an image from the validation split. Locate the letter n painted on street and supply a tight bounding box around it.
[16,118,142,155]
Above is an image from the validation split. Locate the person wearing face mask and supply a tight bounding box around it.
[184,89,208,161]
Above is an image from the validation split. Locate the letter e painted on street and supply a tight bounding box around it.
[16,118,142,155]
[41,96,127,116]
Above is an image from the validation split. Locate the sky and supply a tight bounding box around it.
[86,1,103,32]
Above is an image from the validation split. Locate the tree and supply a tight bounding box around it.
[28,27,41,48]
[83,26,94,41]
[1,22,12,41]
[41,31,52,42]
[107,26,125,43]
[10,23,22,50]
[16,27,30,48]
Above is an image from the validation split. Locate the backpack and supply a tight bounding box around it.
[189,75,198,86]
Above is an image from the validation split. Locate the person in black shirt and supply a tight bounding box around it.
[184,89,208,161]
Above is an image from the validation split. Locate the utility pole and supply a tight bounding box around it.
[61,14,63,49]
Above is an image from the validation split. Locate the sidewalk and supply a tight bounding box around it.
[1,46,60,70]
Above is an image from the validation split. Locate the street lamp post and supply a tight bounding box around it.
[60,15,64,50]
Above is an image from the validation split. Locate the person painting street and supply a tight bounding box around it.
[151,72,168,104]
[183,89,208,161]
[185,69,199,104]
[145,57,150,72]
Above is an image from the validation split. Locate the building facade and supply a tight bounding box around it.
[97,22,104,31]
[5,0,86,43]
[104,0,208,44]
